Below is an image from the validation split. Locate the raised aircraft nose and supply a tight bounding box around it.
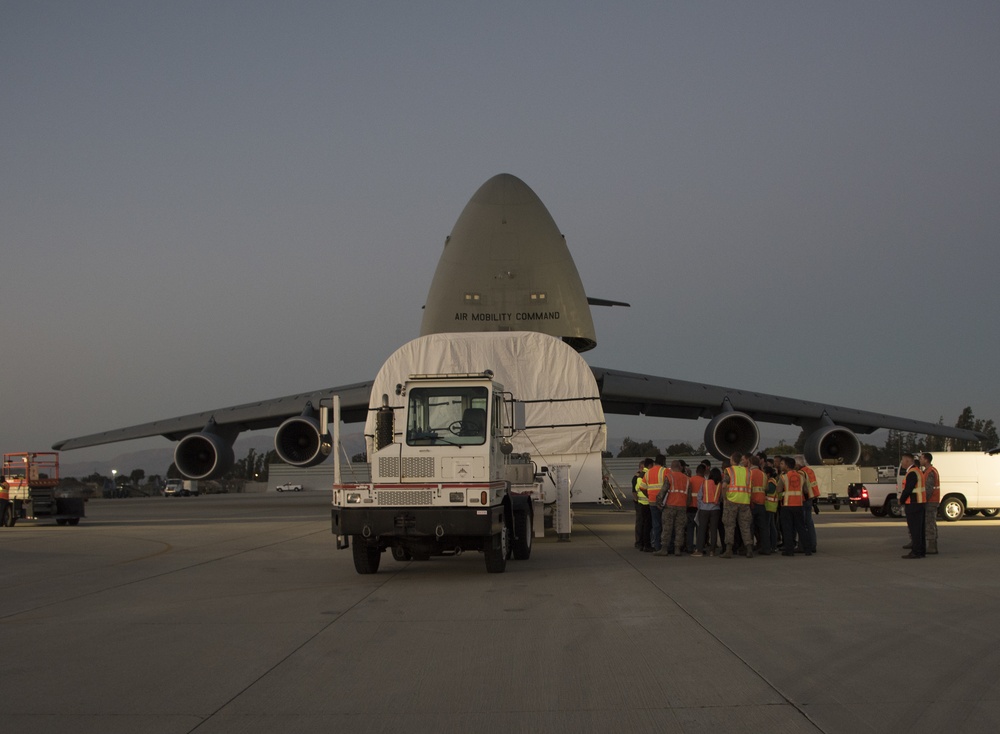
[420,173,597,352]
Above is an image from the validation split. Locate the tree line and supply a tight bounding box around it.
[69,447,282,495]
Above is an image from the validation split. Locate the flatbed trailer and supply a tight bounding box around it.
[2,452,86,526]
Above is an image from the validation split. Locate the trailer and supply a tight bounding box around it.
[1,452,86,526]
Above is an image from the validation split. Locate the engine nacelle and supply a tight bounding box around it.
[803,425,861,465]
[174,431,235,480]
[704,411,760,461]
[275,415,330,468]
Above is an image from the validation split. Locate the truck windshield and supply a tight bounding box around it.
[406,386,489,446]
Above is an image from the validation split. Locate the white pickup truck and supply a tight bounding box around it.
[847,452,1000,521]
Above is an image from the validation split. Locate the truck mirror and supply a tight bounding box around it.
[512,401,527,432]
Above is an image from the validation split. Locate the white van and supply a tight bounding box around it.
[927,451,1000,521]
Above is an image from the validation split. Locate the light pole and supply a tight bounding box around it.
[111,469,117,498]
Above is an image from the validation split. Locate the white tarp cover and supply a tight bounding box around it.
[364,332,607,463]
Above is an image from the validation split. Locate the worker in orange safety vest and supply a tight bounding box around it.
[748,456,771,555]
[654,460,692,556]
[795,455,821,554]
[920,452,940,555]
[639,455,667,551]
[778,457,809,556]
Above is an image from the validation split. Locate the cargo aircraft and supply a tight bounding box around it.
[53,174,984,478]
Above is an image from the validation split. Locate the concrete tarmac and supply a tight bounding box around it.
[2,494,999,734]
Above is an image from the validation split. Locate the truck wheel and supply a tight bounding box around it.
[484,524,509,573]
[1,504,12,527]
[352,537,381,574]
[68,518,80,526]
[981,508,999,518]
[940,496,965,522]
[870,506,886,517]
[888,498,903,518]
[513,508,533,560]
[849,504,857,513]
[57,519,67,526]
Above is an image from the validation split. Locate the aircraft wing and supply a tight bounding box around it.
[52,381,374,451]
[590,365,985,459]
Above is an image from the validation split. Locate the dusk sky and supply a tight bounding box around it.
[3,2,998,472]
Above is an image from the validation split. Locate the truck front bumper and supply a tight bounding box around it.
[332,504,505,540]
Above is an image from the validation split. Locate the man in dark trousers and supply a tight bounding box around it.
[633,459,654,552]
[899,453,926,559]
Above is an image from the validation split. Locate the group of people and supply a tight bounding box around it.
[631,451,822,558]
[898,452,941,559]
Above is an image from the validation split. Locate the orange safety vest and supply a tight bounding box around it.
[0,479,8,501]
[782,471,804,507]
[724,466,751,505]
[641,465,666,504]
[904,465,926,504]
[702,479,721,505]
[800,466,821,499]
[923,465,940,503]
[749,467,767,505]
[688,475,704,508]
[665,470,690,507]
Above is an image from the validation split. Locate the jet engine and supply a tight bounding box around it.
[803,425,861,465]
[174,430,235,480]
[704,410,760,461]
[275,411,330,468]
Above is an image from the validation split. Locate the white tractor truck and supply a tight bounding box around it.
[330,371,547,574]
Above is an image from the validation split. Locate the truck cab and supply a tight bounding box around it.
[332,372,538,574]
[2,452,85,527]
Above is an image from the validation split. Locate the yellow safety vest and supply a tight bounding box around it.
[764,479,779,513]
[904,466,926,504]
[634,469,649,506]
[725,466,751,505]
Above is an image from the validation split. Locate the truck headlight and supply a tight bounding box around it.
[346,492,362,504]
[449,492,464,503]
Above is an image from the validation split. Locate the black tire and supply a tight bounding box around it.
[870,506,887,517]
[57,519,67,526]
[1,503,13,527]
[981,508,1000,518]
[68,518,80,526]
[940,496,965,522]
[352,536,381,574]
[513,508,532,560]
[849,504,858,513]
[965,509,980,517]
[484,523,509,573]
[888,498,903,518]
